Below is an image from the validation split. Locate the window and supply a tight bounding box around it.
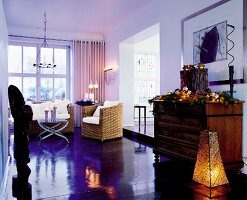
[134,53,158,105]
[8,43,70,101]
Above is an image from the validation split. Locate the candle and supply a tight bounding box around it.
[53,102,57,109]
[85,93,89,100]
[45,110,48,121]
[50,110,54,121]
[53,107,56,121]
[89,93,94,101]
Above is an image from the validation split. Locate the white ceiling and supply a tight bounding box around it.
[3,0,153,35]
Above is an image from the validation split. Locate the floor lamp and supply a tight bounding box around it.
[192,130,230,199]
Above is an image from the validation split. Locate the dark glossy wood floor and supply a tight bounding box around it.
[5,128,247,200]
[124,120,154,138]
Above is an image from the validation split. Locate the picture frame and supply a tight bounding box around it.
[181,0,244,85]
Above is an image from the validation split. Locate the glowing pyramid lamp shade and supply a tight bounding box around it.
[193,130,229,188]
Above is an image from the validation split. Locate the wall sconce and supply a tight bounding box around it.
[192,130,229,198]
[104,67,113,85]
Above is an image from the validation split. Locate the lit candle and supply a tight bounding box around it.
[45,108,49,121]
[89,93,94,101]
[93,81,99,89]
[53,106,56,121]
[51,109,54,121]
[85,93,89,100]
[53,102,57,109]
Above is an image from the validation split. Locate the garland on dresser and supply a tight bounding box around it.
[148,87,239,106]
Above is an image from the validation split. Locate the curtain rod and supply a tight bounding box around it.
[9,34,72,42]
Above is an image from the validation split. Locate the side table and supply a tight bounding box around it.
[37,119,69,143]
[134,105,146,133]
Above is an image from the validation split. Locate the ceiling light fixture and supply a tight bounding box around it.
[33,12,56,69]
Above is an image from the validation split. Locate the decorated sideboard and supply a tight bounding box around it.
[153,100,243,170]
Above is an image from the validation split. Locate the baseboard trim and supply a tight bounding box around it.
[123,128,154,146]
[0,156,11,199]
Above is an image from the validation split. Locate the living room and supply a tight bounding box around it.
[1,0,247,199]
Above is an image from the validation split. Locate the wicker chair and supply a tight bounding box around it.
[81,103,123,141]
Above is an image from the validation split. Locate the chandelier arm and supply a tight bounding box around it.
[33,12,56,69]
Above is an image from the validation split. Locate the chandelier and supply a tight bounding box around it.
[33,12,56,69]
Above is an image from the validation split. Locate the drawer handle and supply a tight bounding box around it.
[162,130,169,136]
[188,152,195,157]
[163,144,171,149]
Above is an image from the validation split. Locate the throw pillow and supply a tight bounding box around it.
[103,101,120,107]
[93,106,104,117]
[55,99,70,114]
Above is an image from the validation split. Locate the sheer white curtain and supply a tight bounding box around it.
[72,40,105,127]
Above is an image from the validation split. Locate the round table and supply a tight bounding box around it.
[37,119,69,143]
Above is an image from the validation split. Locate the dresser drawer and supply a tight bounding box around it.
[158,115,203,127]
[157,129,199,145]
[155,102,205,116]
[157,115,203,133]
[156,137,198,160]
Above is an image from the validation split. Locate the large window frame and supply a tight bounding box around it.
[8,40,71,102]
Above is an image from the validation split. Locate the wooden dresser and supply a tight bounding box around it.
[153,100,243,170]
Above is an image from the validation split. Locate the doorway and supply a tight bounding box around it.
[119,23,160,138]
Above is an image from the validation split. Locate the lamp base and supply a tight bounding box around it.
[188,181,230,199]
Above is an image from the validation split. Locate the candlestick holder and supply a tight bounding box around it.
[45,110,48,121]
[50,110,54,121]
[229,65,234,98]
[53,107,57,121]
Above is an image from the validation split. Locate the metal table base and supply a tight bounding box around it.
[37,119,69,143]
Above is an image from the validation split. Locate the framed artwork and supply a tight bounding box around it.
[181,0,243,84]
[193,21,227,65]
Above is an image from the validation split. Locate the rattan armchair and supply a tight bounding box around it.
[81,103,123,141]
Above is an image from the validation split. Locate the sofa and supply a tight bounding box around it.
[26,99,74,139]
[81,101,123,141]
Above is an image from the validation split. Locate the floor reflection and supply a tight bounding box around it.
[7,130,157,199]
[134,143,147,154]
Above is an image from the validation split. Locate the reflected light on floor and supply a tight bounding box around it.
[85,165,117,199]
[193,191,227,200]
[105,186,117,199]
[85,165,100,188]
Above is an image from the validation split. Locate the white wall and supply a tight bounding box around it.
[0,0,9,194]
[134,34,159,53]
[105,0,220,125]
[119,43,135,126]
[105,0,220,99]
